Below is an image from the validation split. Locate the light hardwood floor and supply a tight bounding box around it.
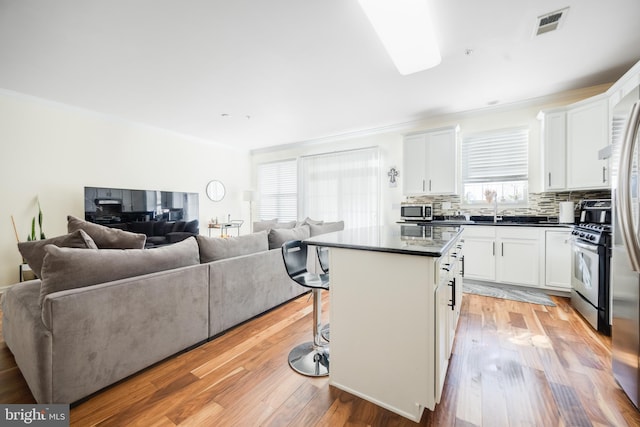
[1,291,640,426]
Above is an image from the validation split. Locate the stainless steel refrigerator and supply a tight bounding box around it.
[611,79,640,408]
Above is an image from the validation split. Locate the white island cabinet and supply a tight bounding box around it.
[306,225,463,422]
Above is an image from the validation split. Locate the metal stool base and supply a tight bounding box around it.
[321,324,330,342]
[288,342,329,377]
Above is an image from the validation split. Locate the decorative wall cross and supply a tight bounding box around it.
[387,167,399,184]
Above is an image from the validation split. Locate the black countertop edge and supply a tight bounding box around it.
[306,242,446,257]
[398,220,574,228]
[306,226,463,258]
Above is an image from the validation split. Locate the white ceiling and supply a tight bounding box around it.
[1,0,639,151]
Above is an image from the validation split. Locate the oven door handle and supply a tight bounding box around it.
[570,238,600,254]
[617,100,640,272]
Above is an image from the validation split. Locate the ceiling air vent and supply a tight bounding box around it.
[534,7,569,36]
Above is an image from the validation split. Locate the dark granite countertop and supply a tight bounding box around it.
[305,225,462,257]
[399,215,575,228]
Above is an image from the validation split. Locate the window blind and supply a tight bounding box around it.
[257,159,297,221]
[462,128,529,183]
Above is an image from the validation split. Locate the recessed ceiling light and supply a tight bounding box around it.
[358,0,441,75]
[221,113,230,117]
[465,49,474,56]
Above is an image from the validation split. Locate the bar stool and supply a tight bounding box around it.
[316,246,331,342]
[282,240,330,376]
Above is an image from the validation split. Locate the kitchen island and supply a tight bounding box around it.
[306,225,464,422]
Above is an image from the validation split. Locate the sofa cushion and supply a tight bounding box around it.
[274,220,297,229]
[197,231,268,262]
[309,221,345,237]
[172,221,186,232]
[127,221,155,237]
[153,221,173,236]
[67,215,146,249]
[146,236,168,245]
[38,237,200,306]
[184,219,199,234]
[17,230,97,279]
[253,219,278,233]
[268,225,311,250]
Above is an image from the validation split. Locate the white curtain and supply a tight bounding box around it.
[300,147,379,228]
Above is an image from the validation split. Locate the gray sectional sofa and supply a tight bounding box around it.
[1,216,342,404]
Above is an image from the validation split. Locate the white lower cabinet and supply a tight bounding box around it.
[435,237,463,404]
[495,228,540,286]
[461,226,496,281]
[544,230,572,290]
[435,276,450,404]
[462,225,571,290]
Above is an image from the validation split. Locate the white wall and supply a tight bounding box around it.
[251,84,610,229]
[0,91,251,288]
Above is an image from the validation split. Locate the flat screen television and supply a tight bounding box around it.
[84,186,199,225]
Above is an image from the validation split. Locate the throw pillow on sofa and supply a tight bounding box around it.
[253,219,297,233]
[302,217,323,226]
[253,219,278,233]
[67,215,146,249]
[268,225,311,250]
[197,230,269,262]
[309,221,345,237]
[18,229,98,279]
[184,219,199,234]
[38,236,200,306]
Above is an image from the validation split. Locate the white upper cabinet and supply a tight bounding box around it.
[540,109,567,191]
[403,126,458,195]
[566,96,609,189]
[539,95,609,191]
[403,134,428,194]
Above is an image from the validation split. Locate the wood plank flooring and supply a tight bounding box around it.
[2,291,640,426]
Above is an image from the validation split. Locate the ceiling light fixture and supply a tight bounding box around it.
[358,0,441,75]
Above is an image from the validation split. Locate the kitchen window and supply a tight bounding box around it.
[257,159,297,221]
[461,127,529,205]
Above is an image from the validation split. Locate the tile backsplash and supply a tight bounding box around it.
[406,190,611,218]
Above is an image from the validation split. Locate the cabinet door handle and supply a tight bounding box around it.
[492,241,495,256]
[602,166,606,183]
[422,179,425,191]
[501,242,504,256]
[448,277,456,310]
[429,179,432,192]
[461,255,465,277]
[548,172,551,187]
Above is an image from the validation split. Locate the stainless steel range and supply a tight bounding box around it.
[570,200,611,335]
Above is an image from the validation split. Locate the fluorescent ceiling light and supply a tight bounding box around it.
[358,0,441,75]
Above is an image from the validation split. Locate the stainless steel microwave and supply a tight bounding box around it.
[401,204,433,221]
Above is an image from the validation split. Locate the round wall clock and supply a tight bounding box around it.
[206,180,226,202]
